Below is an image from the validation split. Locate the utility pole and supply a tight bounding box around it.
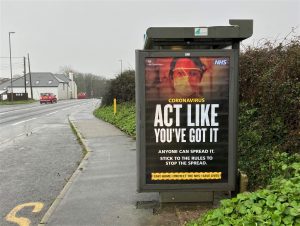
[119,59,122,76]
[90,77,93,98]
[23,56,27,95]
[9,32,15,102]
[27,53,33,99]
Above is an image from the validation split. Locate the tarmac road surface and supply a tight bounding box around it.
[0,99,99,226]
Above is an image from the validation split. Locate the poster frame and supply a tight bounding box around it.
[136,49,238,192]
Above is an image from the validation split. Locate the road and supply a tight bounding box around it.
[0,99,99,226]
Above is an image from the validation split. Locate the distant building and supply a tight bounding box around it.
[0,78,10,85]
[0,72,77,100]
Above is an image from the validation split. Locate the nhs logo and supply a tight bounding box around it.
[214,59,228,65]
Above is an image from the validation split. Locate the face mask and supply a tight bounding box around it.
[173,76,194,97]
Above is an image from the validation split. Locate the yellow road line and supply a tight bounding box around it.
[5,202,44,226]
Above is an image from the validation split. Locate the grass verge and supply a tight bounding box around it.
[93,101,136,137]
[0,99,36,105]
[68,118,88,157]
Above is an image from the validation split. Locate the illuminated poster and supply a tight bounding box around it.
[145,57,229,184]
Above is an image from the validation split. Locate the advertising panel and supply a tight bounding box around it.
[136,51,237,191]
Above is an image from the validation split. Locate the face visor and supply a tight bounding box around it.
[170,58,206,97]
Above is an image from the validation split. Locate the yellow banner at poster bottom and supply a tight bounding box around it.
[151,172,222,180]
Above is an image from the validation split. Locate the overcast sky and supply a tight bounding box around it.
[0,0,299,78]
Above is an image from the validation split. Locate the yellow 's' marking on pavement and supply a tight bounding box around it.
[5,202,44,226]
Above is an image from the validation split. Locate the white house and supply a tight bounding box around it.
[0,72,77,100]
[54,73,77,99]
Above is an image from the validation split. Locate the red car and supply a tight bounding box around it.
[40,93,57,104]
[77,92,87,99]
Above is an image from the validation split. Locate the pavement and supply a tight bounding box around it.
[40,102,224,226]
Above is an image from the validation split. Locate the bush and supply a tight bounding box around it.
[238,103,299,190]
[237,38,300,189]
[187,158,300,226]
[239,38,300,154]
[102,70,135,106]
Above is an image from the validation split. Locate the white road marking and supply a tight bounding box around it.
[62,107,72,111]
[0,105,43,115]
[0,133,26,145]
[0,125,48,145]
[62,104,81,111]
[12,118,37,126]
[46,111,58,116]
[0,100,88,115]
[0,139,11,145]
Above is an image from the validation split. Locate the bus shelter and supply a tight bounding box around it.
[136,19,253,202]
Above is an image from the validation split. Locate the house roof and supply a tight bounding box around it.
[54,74,70,83]
[0,72,70,89]
[0,78,10,85]
[0,78,18,90]
[16,72,60,87]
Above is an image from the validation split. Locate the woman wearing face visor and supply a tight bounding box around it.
[168,57,207,97]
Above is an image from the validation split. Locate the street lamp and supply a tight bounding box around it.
[9,32,15,102]
[119,59,122,76]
